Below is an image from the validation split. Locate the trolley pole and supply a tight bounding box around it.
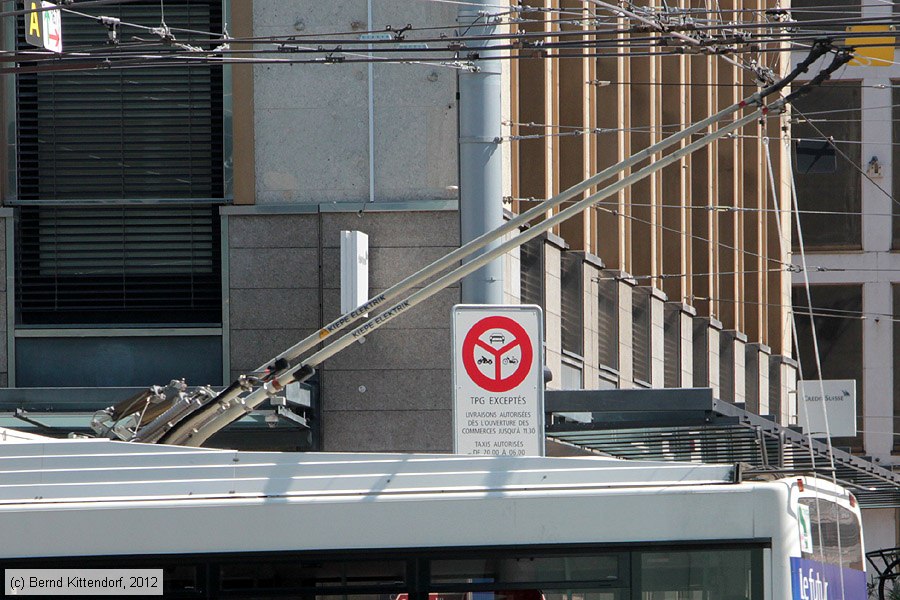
[458,0,505,304]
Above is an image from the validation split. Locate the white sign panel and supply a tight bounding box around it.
[798,379,857,438]
[340,230,368,314]
[452,305,544,457]
[42,2,62,53]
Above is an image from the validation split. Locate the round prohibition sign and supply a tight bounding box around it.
[462,316,534,393]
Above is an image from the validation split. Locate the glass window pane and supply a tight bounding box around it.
[792,285,864,449]
[791,0,859,25]
[799,498,864,571]
[638,549,759,599]
[219,559,406,592]
[432,555,621,584]
[791,82,862,249]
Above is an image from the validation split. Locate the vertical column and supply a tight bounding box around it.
[458,0,505,304]
[558,0,588,249]
[689,49,715,317]
[660,41,689,304]
[865,281,893,459]
[543,237,564,388]
[628,26,654,279]
[594,18,626,269]
[232,0,255,206]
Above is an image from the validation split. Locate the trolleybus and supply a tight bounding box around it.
[0,428,865,599]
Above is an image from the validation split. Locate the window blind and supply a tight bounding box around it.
[16,1,224,201]
[17,205,222,325]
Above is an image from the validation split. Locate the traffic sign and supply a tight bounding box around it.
[452,305,544,457]
[42,2,62,54]
[461,315,533,393]
[24,1,43,49]
[23,1,62,52]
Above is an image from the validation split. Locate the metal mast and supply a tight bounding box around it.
[458,0,505,304]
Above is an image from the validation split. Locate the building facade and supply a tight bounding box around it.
[4,0,898,563]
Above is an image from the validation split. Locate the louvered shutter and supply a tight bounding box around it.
[17,205,221,325]
[719,333,735,402]
[16,0,224,201]
[560,253,583,356]
[664,305,681,388]
[15,1,224,326]
[632,289,651,384]
[520,237,544,308]
[596,278,618,369]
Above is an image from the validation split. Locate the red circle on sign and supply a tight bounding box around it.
[462,316,534,393]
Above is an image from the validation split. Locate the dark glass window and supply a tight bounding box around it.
[636,549,761,598]
[520,237,544,308]
[791,0,860,25]
[16,205,222,326]
[16,0,224,201]
[792,285,863,449]
[799,498,864,571]
[597,278,618,370]
[220,558,406,593]
[791,82,862,249]
[663,304,681,388]
[632,289,651,385]
[432,554,622,584]
[561,253,584,356]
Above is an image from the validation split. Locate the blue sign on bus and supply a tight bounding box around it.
[790,557,867,600]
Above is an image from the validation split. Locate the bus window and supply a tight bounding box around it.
[636,548,762,600]
[799,498,864,570]
[430,554,622,584]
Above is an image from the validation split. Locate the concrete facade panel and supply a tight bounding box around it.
[230,288,320,331]
[228,215,319,249]
[230,328,319,377]
[321,211,460,248]
[321,246,459,290]
[325,327,451,371]
[230,247,320,289]
[323,368,450,411]
[322,287,460,330]
[321,409,452,453]
[255,107,368,204]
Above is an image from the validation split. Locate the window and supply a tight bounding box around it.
[792,285,863,450]
[10,1,227,388]
[791,0,860,26]
[15,0,225,202]
[13,1,226,328]
[597,277,618,372]
[720,332,735,402]
[791,82,862,250]
[17,205,221,326]
[663,304,682,388]
[636,548,762,599]
[632,288,651,385]
[520,237,544,308]
[561,253,584,356]
[799,498,864,571]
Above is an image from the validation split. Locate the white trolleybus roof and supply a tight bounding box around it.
[0,428,866,599]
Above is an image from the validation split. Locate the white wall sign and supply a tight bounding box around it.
[797,379,857,438]
[452,305,544,457]
[340,231,368,315]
